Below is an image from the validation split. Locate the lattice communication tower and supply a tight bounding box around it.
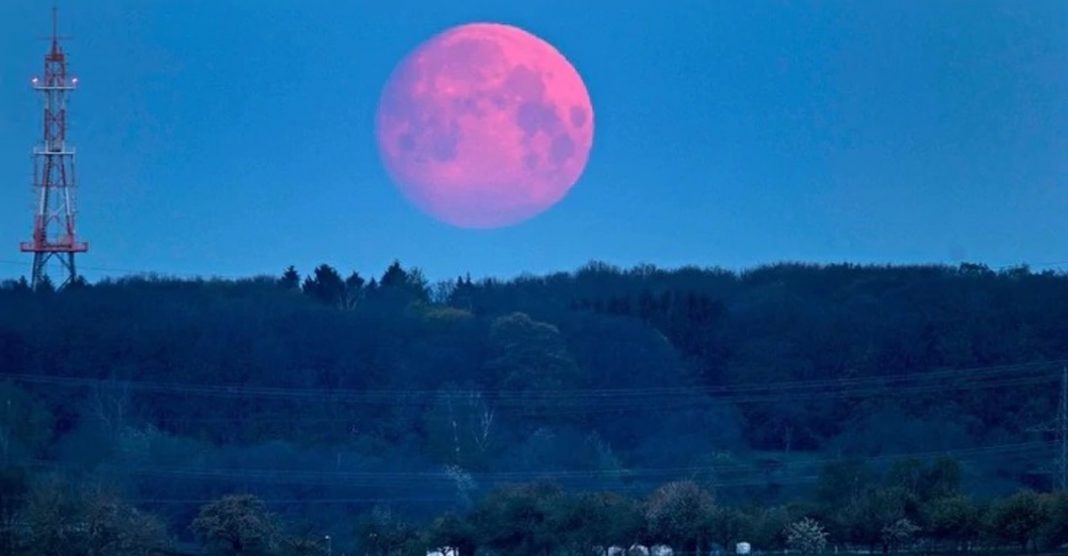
[19,8,88,289]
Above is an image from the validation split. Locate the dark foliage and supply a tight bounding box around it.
[1,261,1067,552]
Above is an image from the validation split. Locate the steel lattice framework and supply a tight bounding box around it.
[19,8,88,290]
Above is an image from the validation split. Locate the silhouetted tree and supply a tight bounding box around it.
[924,495,979,550]
[358,506,417,556]
[984,491,1049,553]
[425,513,477,556]
[473,484,566,556]
[22,479,168,556]
[785,518,828,554]
[644,481,715,554]
[280,266,301,290]
[343,271,366,309]
[192,494,279,556]
[302,264,345,307]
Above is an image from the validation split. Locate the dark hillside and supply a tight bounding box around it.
[0,262,1064,534]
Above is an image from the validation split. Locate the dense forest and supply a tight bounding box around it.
[1,261,1067,554]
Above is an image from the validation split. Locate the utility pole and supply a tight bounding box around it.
[1058,366,1067,490]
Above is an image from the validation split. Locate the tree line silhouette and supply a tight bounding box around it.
[1,260,1067,553]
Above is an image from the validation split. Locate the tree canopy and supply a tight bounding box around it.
[2,261,1068,553]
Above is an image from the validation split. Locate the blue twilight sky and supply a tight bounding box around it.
[1,1,1066,282]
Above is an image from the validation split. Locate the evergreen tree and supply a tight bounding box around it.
[279,266,301,290]
[302,264,345,307]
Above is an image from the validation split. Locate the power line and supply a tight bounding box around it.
[0,361,1057,424]
[23,440,1053,486]
[0,360,1059,403]
[0,259,260,280]
[995,260,1068,271]
[15,440,1052,507]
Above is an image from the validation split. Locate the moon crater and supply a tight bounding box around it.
[376,23,594,228]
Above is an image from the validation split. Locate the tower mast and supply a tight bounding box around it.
[19,7,88,290]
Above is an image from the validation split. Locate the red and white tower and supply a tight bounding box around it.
[19,8,88,290]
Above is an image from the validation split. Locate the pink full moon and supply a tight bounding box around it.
[376,23,594,228]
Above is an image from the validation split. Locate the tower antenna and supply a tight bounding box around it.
[19,6,88,289]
